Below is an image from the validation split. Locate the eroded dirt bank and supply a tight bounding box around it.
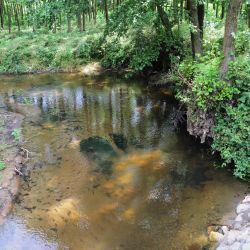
[0,111,25,224]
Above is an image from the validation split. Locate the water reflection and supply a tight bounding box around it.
[0,217,58,250]
[0,74,247,250]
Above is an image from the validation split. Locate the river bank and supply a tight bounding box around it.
[0,111,25,224]
[207,194,250,250]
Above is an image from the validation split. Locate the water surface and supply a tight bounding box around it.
[0,74,248,250]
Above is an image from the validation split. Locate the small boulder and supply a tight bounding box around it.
[243,196,250,204]
[209,231,224,242]
[242,243,250,250]
[225,230,238,245]
[221,226,229,235]
[110,133,128,151]
[80,136,117,157]
[236,203,250,214]
[229,242,241,250]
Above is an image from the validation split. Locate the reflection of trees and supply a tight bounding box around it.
[1,79,172,149]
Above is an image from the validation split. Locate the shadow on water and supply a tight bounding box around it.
[0,74,248,250]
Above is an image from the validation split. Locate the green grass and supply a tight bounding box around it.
[0,21,105,74]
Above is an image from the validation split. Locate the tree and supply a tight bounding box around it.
[187,0,203,59]
[220,0,243,79]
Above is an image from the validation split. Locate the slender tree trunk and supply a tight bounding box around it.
[173,0,179,24]
[82,12,86,31]
[220,0,243,79]
[92,0,97,24]
[197,2,205,39]
[216,3,219,17]
[67,15,72,33]
[180,0,184,23]
[77,13,83,32]
[187,0,203,59]
[59,14,62,31]
[7,5,11,33]
[221,2,225,19]
[53,16,57,33]
[104,0,109,23]
[247,3,250,30]
[0,0,4,29]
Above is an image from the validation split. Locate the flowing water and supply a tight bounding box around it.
[0,74,248,250]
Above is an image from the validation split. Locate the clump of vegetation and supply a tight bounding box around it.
[174,26,250,179]
[0,28,103,73]
[0,161,6,171]
[12,129,22,143]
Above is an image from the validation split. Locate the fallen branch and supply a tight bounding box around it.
[20,147,30,160]
[14,168,23,176]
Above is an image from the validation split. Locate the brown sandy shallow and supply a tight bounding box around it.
[0,111,24,224]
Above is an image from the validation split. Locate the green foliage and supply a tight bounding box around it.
[177,58,238,110]
[0,161,6,171]
[101,0,184,73]
[176,53,250,179]
[212,103,250,179]
[12,129,22,143]
[212,56,250,179]
[0,29,103,73]
[0,48,26,73]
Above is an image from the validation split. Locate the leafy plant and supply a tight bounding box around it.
[12,129,22,143]
[0,161,6,171]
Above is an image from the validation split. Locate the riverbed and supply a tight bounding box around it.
[0,74,248,250]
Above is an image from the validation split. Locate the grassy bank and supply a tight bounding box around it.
[0,23,104,74]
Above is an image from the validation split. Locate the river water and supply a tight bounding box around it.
[0,74,248,250]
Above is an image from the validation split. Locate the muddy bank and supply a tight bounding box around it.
[0,111,25,223]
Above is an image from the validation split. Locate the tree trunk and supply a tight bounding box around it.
[156,4,173,39]
[104,0,109,23]
[82,13,86,31]
[221,1,225,19]
[77,13,83,32]
[247,3,250,30]
[53,16,57,33]
[0,0,4,29]
[67,15,72,33]
[173,0,179,24]
[187,0,203,59]
[197,2,205,39]
[180,0,184,23]
[15,5,21,32]
[220,0,243,79]
[7,5,11,33]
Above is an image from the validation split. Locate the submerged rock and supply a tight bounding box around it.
[97,160,113,175]
[109,133,128,151]
[80,136,117,175]
[80,136,117,157]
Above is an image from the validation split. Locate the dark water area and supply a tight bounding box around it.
[0,74,248,250]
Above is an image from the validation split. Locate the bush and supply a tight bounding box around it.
[212,56,250,179]
[175,53,250,179]
[0,48,26,73]
[213,102,250,179]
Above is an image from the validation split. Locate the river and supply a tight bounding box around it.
[0,74,248,250]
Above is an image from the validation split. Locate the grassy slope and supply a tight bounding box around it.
[0,21,104,74]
